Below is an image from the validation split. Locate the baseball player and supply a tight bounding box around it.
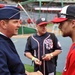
[51,5,75,75]
[24,18,62,75]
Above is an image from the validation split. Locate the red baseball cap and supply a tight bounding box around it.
[52,5,75,23]
[36,18,49,26]
[0,4,5,8]
[51,17,67,23]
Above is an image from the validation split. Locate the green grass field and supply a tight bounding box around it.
[24,64,62,75]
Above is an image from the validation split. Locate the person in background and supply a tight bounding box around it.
[24,18,62,75]
[0,6,43,75]
[51,5,75,75]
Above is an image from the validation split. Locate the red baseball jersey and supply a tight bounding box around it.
[62,43,75,75]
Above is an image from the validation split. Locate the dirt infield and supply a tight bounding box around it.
[12,26,61,38]
[12,34,32,38]
[12,31,61,38]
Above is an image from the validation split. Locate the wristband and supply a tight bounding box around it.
[50,53,53,58]
[32,57,36,61]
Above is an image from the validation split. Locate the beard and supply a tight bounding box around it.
[62,34,67,37]
[62,32,71,37]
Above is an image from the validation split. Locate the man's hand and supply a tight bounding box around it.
[34,58,42,65]
[36,71,43,75]
[42,53,53,61]
[25,70,43,75]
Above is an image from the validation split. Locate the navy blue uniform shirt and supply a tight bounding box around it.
[0,34,26,75]
[25,32,62,74]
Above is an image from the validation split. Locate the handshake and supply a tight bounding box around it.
[26,70,43,75]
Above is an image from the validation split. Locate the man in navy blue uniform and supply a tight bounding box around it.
[0,6,43,75]
[24,18,62,75]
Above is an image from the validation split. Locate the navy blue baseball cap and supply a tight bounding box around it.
[52,5,75,23]
[0,6,20,20]
[36,18,49,26]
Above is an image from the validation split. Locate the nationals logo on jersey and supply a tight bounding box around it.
[44,39,53,49]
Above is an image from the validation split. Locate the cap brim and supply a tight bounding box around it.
[37,22,49,26]
[51,18,68,23]
[0,4,5,8]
